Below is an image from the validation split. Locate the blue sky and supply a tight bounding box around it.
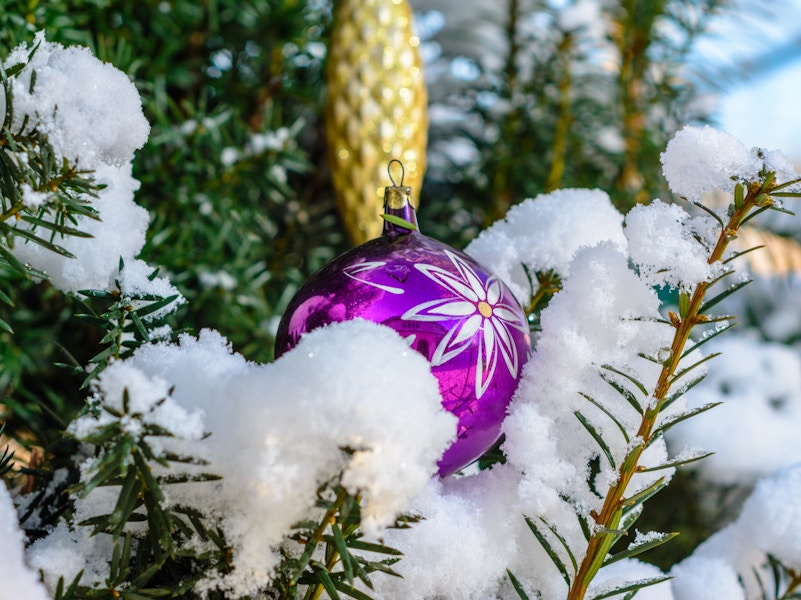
[696,1,801,159]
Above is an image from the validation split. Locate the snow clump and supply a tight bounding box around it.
[30,321,455,598]
[626,199,725,290]
[0,484,50,600]
[667,334,801,486]
[671,464,801,597]
[660,124,760,201]
[3,34,179,303]
[4,31,149,168]
[465,188,627,304]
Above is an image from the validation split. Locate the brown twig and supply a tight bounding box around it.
[566,180,771,599]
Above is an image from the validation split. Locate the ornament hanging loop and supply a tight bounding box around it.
[384,159,414,210]
[388,159,405,187]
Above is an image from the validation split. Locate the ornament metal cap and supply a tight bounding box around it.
[382,159,418,235]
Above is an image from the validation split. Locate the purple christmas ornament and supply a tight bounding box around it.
[274,162,531,476]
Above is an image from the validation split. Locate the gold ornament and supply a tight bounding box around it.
[325,0,428,245]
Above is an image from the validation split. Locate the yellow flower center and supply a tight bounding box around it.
[478,301,493,318]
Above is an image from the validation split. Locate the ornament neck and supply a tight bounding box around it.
[382,160,420,235]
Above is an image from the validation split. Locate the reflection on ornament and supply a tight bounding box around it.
[275,162,530,476]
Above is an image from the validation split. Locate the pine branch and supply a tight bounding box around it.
[66,387,229,598]
[0,91,100,282]
[565,172,793,600]
[76,260,181,387]
[275,455,417,600]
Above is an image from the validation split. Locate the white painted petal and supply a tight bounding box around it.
[476,323,498,398]
[402,297,463,322]
[452,314,482,345]
[448,251,487,300]
[493,305,527,331]
[486,277,502,305]
[343,261,404,294]
[482,320,496,359]
[416,263,479,301]
[428,300,477,317]
[347,261,386,274]
[431,322,474,366]
[492,319,518,377]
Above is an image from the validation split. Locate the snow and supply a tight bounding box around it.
[0,484,50,600]
[68,360,205,442]
[489,238,674,595]
[671,556,744,600]
[557,0,603,33]
[372,467,523,600]
[198,269,238,290]
[465,188,628,304]
[672,464,801,597]
[387,190,742,597]
[626,199,724,290]
[669,445,709,465]
[3,34,181,303]
[632,529,671,547]
[4,31,149,169]
[118,258,185,320]
[667,334,801,486]
[722,276,801,343]
[739,464,801,570]
[591,559,673,600]
[630,436,673,496]
[49,322,455,597]
[504,242,669,506]
[19,183,49,208]
[762,148,801,189]
[220,126,296,167]
[10,162,154,294]
[26,522,115,593]
[429,189,765,598]
[660,125,761,201]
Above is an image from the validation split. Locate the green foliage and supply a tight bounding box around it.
[273,475,415,600]
[71,259,182,387]
[422,0,731,249]
[1,0,341,380]
[754,554,801,600]
[379,213,418,231]
[56,385,230,600]
[0,424,15,477]
[0,0,340,509]
[0,4,354,598]
[102,0,342,363]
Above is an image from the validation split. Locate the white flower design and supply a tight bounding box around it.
[402,250,527,398]
[343,261,404,294]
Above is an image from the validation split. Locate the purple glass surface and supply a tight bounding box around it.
[274,191,531,476]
